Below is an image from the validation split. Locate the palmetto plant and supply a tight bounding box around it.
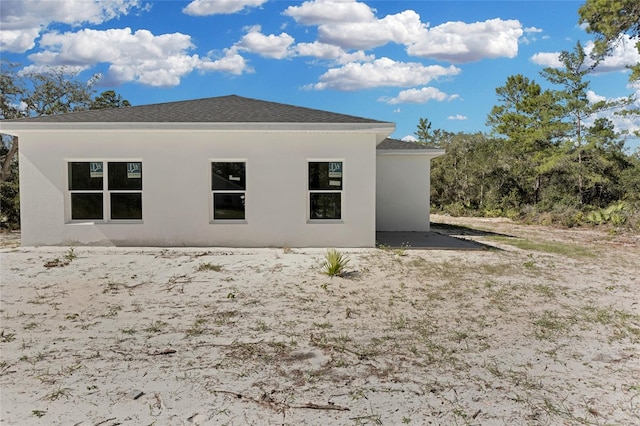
[322,249,350,277]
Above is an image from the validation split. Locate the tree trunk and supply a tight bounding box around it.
[0,136,18,184]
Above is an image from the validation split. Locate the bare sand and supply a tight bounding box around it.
[1,216,639,425]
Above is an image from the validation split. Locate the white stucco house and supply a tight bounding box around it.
[0,95,444,247]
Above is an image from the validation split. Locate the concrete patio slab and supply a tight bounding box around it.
[376,230,488,250]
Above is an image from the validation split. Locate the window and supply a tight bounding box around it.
[212,162,246,220]
[108,162,142,220]
[308,161,342,220]
[68,161,142,221]
[69,162,104,220]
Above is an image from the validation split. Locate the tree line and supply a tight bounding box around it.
[421,41,639,229]
[416,0,640,230]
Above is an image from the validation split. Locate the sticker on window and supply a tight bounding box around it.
[90,162,103,178]
[328,162,342,178]
[127,162,141,179]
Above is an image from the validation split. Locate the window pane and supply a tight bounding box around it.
[212,162,246,190]
[69,162,103,190]
[310,193,341,219]
[71,193,103,220]
[214,193,245,220]
[108,162,142,190]
[111,193,142,220]
[309,162,342,190]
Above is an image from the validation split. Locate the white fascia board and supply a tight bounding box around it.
[0,121,395,134]
[377,149,445,157]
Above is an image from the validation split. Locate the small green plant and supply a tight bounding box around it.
[196,262,222,272]
[1,330,16,342]
[394,242,411,256]
[321,249,350,277]
[32,410,46,418]
[42,385,72,401]
[185,317,207,337]
[144,320,168,334]
[64,247,77,261]
[23,322,39,330]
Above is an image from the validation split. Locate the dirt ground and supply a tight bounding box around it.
[1,216,639,425]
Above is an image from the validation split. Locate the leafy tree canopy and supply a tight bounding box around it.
[91,90,131,110]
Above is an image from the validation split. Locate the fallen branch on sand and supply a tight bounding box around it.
[212,390,349,412]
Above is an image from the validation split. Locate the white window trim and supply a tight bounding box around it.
[66,159,143,224]
[307,159,345,224]
[210,159,248,224]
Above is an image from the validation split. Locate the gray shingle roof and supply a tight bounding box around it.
[4,95,389,124]
[377,138,436,150]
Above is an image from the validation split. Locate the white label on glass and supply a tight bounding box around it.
[90,162,103,178]
[328,162,342,178]
[127,162,141,178]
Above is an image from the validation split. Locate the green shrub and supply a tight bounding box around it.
[321,249,350,277]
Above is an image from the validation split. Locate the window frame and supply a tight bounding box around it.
[307,159,344,223]
[210,159,247,223]
[66,160,143,223]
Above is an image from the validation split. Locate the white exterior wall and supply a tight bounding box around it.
[18,130,378,247]
[376,153,437,232]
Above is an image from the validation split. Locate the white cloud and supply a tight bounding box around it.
[0,0,143,53]
[382,87,459,104]
[25,27,250,87]
[530,51,563,68]
[285,3,522,63]
[401,135,418,142]
[311,57,461,91]
[183,0,267,16]
[531,35,640,74]
[317,10,426,50]
[591,36,640,74]
[18,64,90,76]
[236,26,295,59]
[448,114,468,120]
[524,27,543,34]
[587,90,607,104]
[283,0,374,25]
[198,47,252,75]
[521,27,543,45]
[295,41,374,63]
[407,18,523,63]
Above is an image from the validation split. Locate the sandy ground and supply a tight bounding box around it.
[1,216,639,425]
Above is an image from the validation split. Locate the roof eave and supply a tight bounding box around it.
[0,121,394,134]
[376,149,446,157]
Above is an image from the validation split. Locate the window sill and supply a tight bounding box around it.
[67,220,144,225]
[307,219,344,224]
[210,220,248,225]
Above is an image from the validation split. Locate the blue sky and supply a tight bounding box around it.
[1,0,639,147]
